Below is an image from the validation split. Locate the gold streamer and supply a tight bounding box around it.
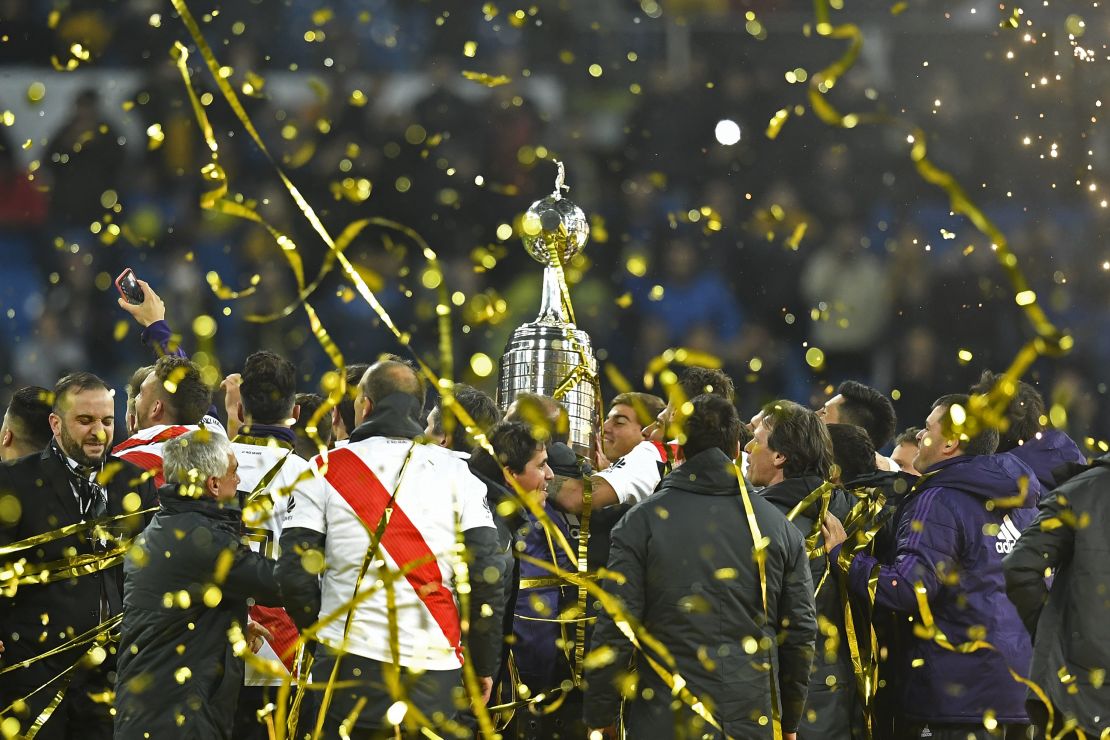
[794,0,1073,437]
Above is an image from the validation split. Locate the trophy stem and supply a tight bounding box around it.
[535,266,571,326]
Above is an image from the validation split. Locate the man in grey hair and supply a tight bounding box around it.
[114,430,284,740]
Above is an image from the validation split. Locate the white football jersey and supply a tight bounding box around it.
[284,437,494,671]
[232,437,320,686]
[112,418,226,486]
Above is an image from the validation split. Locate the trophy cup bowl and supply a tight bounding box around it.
[497,171,597,458]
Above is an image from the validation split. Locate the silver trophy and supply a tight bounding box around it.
[497,162,598,457]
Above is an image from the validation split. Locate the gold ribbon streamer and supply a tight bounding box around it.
[794,0,1073,434]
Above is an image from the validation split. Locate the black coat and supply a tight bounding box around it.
[1004,454,1110,735]
[760,476,862,739]
[0,448,156,686]
[113,486,281,740]
[583,448,817,738]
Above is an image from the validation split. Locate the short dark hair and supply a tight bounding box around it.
[762,399,834,480]
[678,366,735,403]
[53,372,111,412]
[293,392,333,457]
[337,363,370,432]
[126,365,154,404]
[836,380,897,449]
[505,393,570,445]
[826,423,877,484]
[241,351,296,424]
[682,394,741,459]
[932,394,999,457]
[152,356,211,425]
[6,386,53,450]
[469,421,543,481]
[361,359,425,406]
[610,392,665,427]
[894,427,921,447]
[969,370,1045,451]
[433,384,502,453]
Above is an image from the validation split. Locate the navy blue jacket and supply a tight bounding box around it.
[834,453,1040,724]
[1006,429,1086,496]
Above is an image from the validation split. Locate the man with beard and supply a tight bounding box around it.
[0,372,157,740]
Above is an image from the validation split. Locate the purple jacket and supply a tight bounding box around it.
[1007,429,1086,495]
[835,453,1040,724]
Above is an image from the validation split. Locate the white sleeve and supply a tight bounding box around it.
[455,467,495,531]
[282,458,328,534]
[593,441,664,506]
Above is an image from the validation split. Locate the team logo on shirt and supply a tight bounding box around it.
[994,514,1022,554]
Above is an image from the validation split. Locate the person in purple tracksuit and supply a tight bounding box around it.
[971,371,1086,495]
[826,394,1040,740]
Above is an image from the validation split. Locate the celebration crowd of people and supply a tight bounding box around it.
[0,277,1106,740]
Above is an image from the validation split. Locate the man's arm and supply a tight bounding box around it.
[583,512,647,730]
[275,527,325,629]
[551,474,617,515]
[222,544,283,607]
[834,488,960,614]
[117,279,185,359]
[1004,489,1077,634]
[461,525,506,680]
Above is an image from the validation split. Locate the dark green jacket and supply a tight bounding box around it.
[114,486,281,740]
[584,448,817,738]
[1004,454,1110,735]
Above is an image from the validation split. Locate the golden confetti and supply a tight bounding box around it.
[461,70,511,87]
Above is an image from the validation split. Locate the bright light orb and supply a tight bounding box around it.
[715,119,742,146]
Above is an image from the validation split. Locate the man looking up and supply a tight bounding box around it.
[277,359,505,736]
[746,400,859,737]
[0,373,157,740]
[111,355,220,486]
[0,385,53,461]
[553,366,733,515]
[826,394,1040,739]
[818,380,898,472]
[970,370,1086,494]
[585,395,816,739]
[225,350,321,739]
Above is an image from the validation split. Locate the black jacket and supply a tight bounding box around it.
[0,448,156,683]
[1003,454,1110,735]
[584,448,817,738]
[276,392,506,677]
[760,476,861,739]
[114,485,281,740]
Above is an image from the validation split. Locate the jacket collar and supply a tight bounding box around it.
[157,483,241,524]
[348,393,425,443]
[235,423,296,446]
[759,473,829,509]
[658,448,747,496]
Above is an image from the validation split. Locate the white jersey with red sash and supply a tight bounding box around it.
[232,436,319,686]
[593,439,674,506]
[282,437,493,670]
[111,416,226,486]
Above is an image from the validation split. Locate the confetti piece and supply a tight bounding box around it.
[461,71,511,87]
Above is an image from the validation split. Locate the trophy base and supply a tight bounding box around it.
[497,321,597,458]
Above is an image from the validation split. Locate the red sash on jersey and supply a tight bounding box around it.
[112,425,190,453]
[250,604,300,673]
[112,426,193,487]
[323,447,464,665]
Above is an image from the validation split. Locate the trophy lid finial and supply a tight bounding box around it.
[552,159,569,200]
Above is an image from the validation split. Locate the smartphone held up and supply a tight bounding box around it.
[115,269,145,305]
